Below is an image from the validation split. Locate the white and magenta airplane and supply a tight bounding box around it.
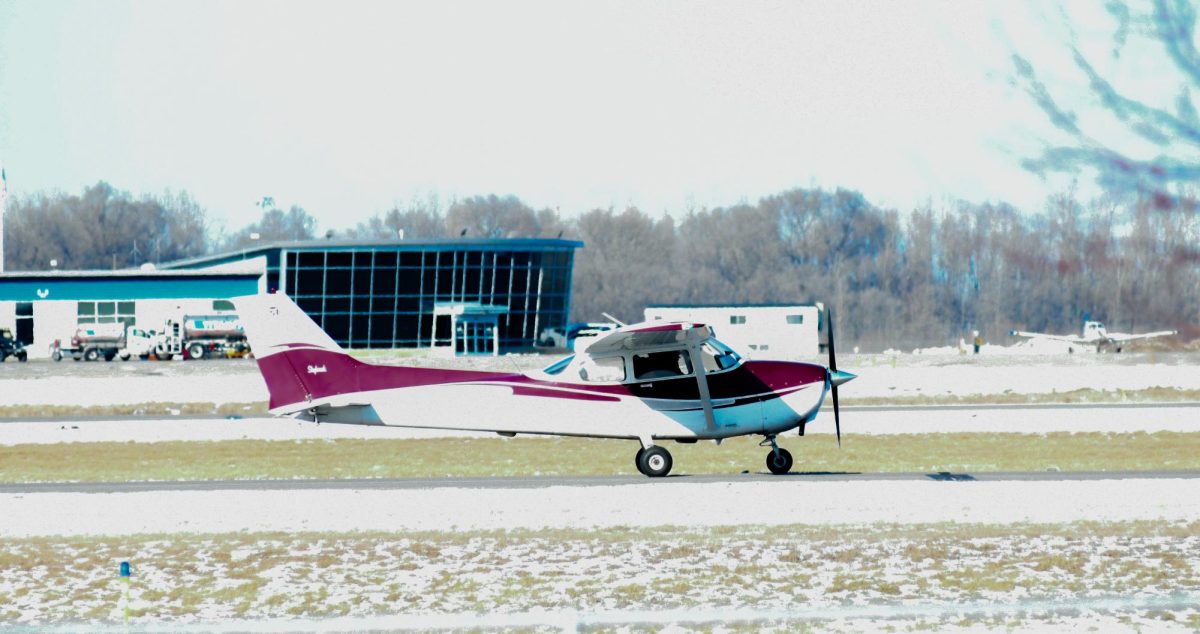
[233,294,856,477]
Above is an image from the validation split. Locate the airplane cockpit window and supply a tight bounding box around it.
[579,356,626,382]
[700,341,740,372]
[632,350,693,381]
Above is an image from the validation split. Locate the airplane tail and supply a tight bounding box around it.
[232,294,365,413]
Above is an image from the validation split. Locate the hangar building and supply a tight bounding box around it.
[164,238,583,353]
[0,238,582,358]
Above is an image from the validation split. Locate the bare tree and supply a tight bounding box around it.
[223,205,318,249]
[348,194,448,239]
[1011,1,1200,205]
[4,182,210,270]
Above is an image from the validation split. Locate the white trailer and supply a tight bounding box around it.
[643,304,823,358]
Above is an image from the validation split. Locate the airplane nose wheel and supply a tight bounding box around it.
[761,435,794,475]
[766,448,794,475]
[636,446,673,477]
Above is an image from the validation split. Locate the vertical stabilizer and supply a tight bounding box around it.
[233,294,360,412]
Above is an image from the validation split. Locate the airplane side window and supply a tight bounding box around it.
[579,356,625,382]
[633,350,693,380]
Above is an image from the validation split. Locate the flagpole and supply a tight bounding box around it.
[0,164,7,273]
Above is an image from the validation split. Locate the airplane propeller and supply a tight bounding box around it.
[825,306,856,447]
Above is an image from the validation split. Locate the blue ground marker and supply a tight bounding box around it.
[120,561,131,623]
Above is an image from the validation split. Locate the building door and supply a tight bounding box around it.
[15,303,32,346]
[466,322,494,355]
[457,319,496,356]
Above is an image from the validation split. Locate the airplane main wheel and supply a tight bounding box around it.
[766,448,794,475]
[636,446,672,478]
[634,447,645,470]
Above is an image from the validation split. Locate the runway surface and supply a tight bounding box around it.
[3,469,1200,494]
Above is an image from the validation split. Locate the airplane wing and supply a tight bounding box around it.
[583,322,714,357]
[582,321,719,434]
[1009,330,1088,345]
[1104,329,1179,343]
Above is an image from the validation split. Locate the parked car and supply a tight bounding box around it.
[0,328,28,362]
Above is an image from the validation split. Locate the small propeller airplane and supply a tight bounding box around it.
[233,294,856,477]
[1010,320,1178,353]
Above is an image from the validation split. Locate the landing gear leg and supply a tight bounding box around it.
[635,445,672,478]
[761,435,794,475]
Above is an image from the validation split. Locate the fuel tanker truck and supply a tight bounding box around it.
[153,314,250,360]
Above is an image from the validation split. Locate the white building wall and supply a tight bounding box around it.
[643,305,822,358]
[2,297,234,359]
[33,301,76,358]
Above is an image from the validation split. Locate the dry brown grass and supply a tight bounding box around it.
[2,431,1199,483]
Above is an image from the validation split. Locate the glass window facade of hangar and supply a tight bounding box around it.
[283,249,573,349]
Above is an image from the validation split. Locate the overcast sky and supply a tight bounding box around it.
[0,1,1143,232]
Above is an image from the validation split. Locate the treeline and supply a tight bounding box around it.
[350,189,1198,349]
[4,182,1197,349]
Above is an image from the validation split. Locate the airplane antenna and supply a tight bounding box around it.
[602,312,626,327]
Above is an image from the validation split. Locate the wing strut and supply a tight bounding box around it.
[692,346,717,432]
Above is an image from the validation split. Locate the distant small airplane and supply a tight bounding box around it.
[1010,320,1178,353]
[233,294,855,477]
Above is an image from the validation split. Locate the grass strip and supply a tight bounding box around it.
[2,431,1200,483]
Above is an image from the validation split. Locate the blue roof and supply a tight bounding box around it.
[0,271,261,301]
[162,238,584,270]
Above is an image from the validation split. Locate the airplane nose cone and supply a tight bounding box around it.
[829,369,856,387]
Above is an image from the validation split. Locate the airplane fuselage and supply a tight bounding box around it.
[278,349,830,442]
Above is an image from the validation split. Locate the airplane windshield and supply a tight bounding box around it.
[701,339,741,372]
